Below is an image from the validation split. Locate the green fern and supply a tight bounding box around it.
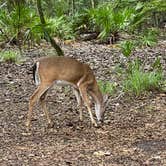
[46,16,75,40]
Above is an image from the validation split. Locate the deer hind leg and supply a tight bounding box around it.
[39,89,54,128]
[26,84,51,131]
[73,88,83,121]
[79,83,97,127]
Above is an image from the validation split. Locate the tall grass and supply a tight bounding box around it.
[0,50,20,63]
[123,60,163,95]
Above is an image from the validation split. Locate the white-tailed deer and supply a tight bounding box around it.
[26,56,106,130]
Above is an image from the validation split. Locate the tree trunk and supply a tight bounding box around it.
[17,1,22,55]
[36,0,64,56]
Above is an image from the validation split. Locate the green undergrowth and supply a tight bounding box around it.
[0,50,20,63]
[123,59,164,96]
[98,80,117,95]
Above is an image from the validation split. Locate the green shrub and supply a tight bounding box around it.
[78,1,150,42]
[46,16,75,40]
[87,3,132,40]
[0,50,19,63]
[71,11,93,33]
[0,4,41,43]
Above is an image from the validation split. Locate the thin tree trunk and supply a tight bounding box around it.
[15,0,23,55]
[71,0,75,15]
[91,0,95,8]
[36,0,64,56]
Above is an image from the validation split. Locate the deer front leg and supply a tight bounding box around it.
[79,85,97,127]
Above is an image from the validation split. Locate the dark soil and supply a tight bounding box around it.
[0,41,166,166]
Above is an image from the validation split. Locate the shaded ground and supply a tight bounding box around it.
[0,41,166,166]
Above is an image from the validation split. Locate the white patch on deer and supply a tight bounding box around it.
[35,62,40,86]
[95,101,101,121]
[55,80,78,89]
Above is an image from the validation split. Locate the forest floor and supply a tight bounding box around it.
[0,40,166,166]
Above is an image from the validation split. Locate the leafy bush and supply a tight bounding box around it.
[47,16,75,40]
[0,0,164,46]
[123,60,163,96]
[127,2,148,32]
[77,1,151,42]
[86,3,132,40]
[0,50,19,63]
[0,4,41,43]
[71,11,93,33]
